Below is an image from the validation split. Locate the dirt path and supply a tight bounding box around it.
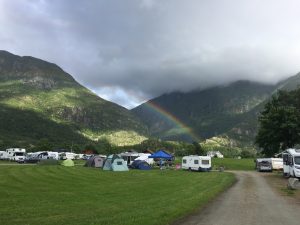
[174,171,300,225]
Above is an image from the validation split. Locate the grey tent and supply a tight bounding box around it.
[103,154,129,171]
[85,155,105,168]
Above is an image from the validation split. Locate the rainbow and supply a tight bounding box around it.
[143,101,200,142]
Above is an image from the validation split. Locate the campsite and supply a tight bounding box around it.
[1,149,300,225]
[0,164,234,225]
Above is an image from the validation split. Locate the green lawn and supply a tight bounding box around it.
[0,166,235,225]
[0,160,18,164]
[212,158,255,170]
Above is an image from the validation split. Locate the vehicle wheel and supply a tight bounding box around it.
[188,167,191,171]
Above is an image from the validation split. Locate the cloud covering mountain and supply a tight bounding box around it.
[1,0,300,108]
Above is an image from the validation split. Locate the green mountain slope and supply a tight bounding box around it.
[0,50,147,148]
[132,81,276,144]
[133,73,300,148]
[225,73,300,146]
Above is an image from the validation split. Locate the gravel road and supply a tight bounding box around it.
[174,171,300,225]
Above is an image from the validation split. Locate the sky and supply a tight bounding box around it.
[1,0,300,109]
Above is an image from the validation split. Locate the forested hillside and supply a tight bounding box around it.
[0,50,148,149]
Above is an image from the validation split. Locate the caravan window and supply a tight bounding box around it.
[182,159,187,164]
[14,152,24,156]
[194,160,199,164]
[202,160,210,165]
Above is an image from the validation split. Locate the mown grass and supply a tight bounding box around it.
[212,158,255,171]
[0,166,235,225]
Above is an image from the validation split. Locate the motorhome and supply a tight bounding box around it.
[182,155,212,171]
[282,148,300,178]
[5,148,26,162]
[255,158,272,172]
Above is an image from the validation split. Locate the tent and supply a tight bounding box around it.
[131,160,151,170]
[149,150,174,168]
[112,158,129,171]
[135,153,154,165]
[85,155,105,168]
[148,150,173,159]
[103,154,128,171]
[61,159,74,167]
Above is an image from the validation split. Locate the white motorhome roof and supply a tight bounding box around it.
[183,155,211,159]
[285,148,300,156]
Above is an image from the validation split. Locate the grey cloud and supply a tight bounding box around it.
[1,0,300,108]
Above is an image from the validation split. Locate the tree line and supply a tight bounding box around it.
[256,88,300,156]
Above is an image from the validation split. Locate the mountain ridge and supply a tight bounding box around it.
[132,75,300,147]
[0,50,148,149]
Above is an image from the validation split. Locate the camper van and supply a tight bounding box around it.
[182,155,211,171]
[5,148,26,162]
[255,158,272,172]
[282,148,300,178]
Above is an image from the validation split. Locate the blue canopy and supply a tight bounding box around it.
[148,150,172,159]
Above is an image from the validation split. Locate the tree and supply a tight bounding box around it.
[192,141,205,155]
[256,89,300,156]
[33,138,53,152]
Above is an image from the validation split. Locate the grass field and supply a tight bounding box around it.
[212,158,255,171]
[0,165,235,225]
[174,157,255,171]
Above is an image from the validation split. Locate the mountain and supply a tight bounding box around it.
[132,75,300,148]
[0,50,147,149]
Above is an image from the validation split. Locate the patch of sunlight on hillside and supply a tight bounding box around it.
[80,129,148,146]
[203,136,231,146]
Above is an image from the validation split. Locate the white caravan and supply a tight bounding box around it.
[182,155,212,171]
[38,151,59,160]
[0,151,5,160]
[5,148,26,162]
[120,151,139,165]
[255,158,272,172]
[282,149,300,178]
[271,158,283,170]
[59,152,76,160]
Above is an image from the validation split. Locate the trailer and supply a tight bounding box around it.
[271,158,283,170]
[38,151,59,160]
[255,158,272,172]
[182,155,211,172]
[59,152,76,160]
[282,149,300,178]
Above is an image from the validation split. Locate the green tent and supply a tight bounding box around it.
[61,159,75,167]
[103,154,128,171]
